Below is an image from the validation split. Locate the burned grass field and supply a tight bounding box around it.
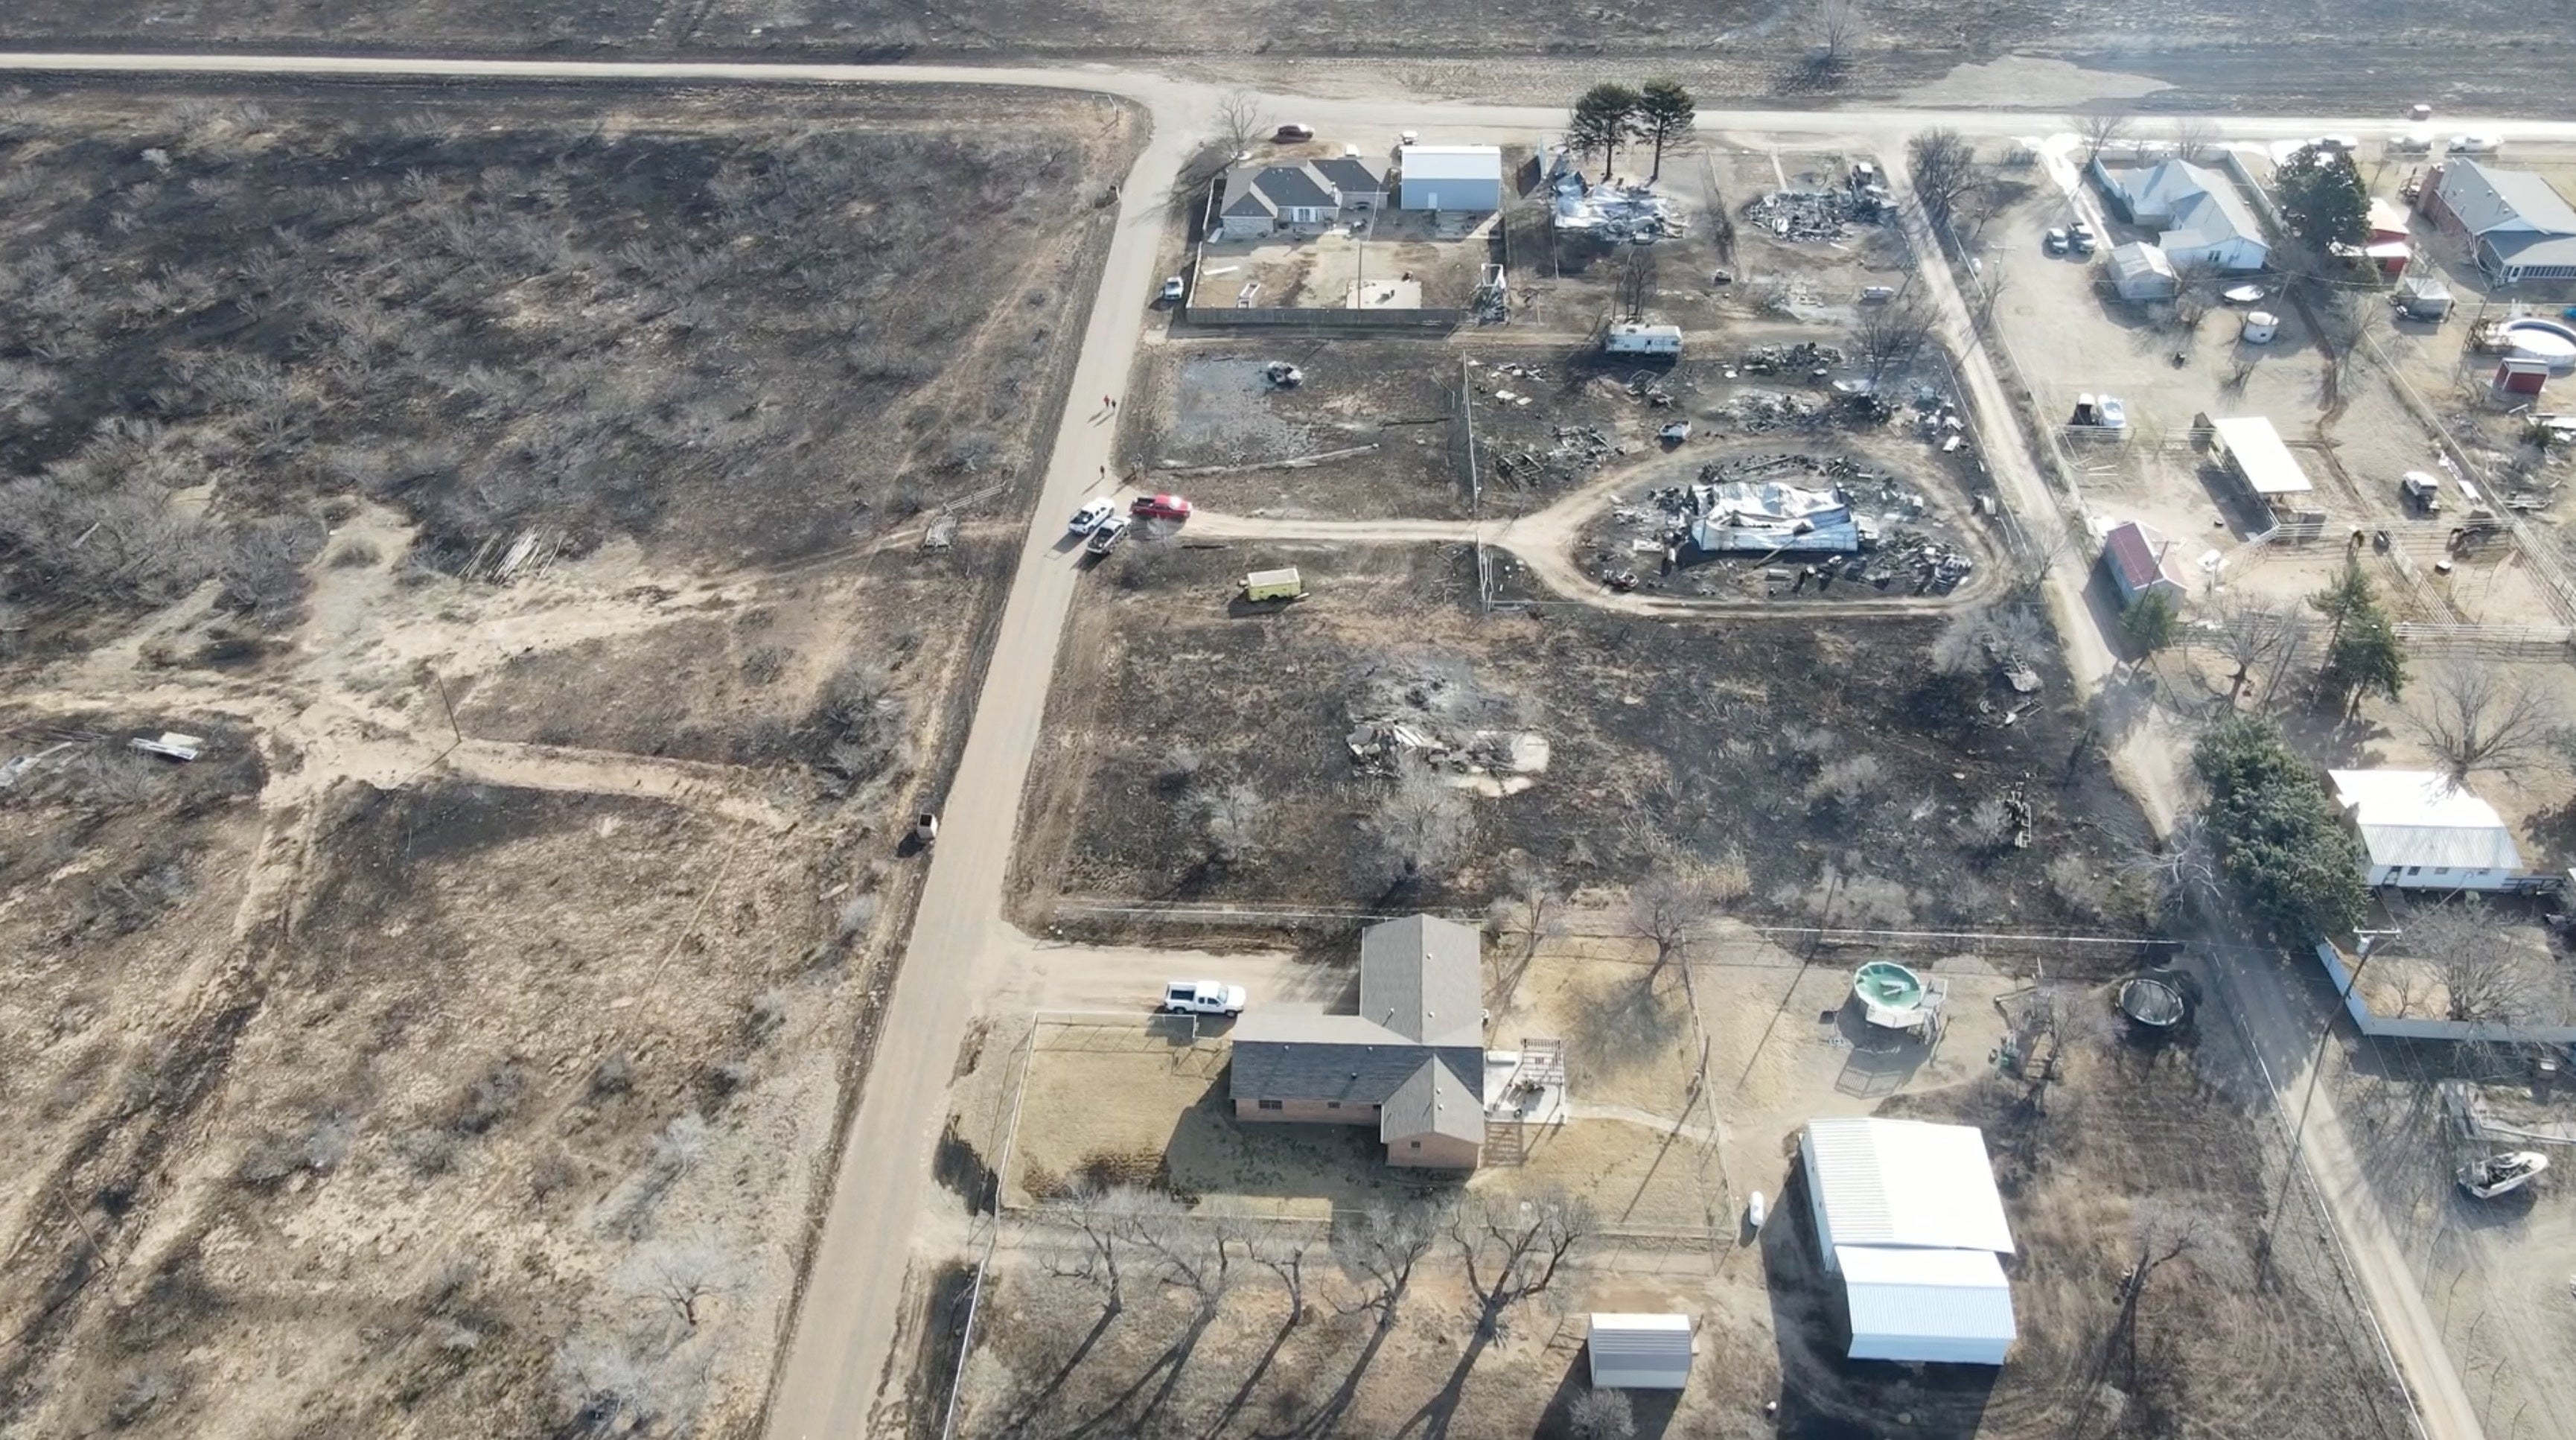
[0,85,1140,1439]
[1016,541,2149,930]
[0,86,1135,646]
[0,775,839,1438]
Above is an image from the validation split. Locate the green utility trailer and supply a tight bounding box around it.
[1243,567,1306,602]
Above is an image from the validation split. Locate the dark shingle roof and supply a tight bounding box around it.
[1358,914,1484,1048]
[1223,162,1336,217]
[1230,916,1488,1135]
[1382,1054,1485,1145]
[1312,155,1386,197]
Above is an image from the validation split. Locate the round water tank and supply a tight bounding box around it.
[2502,320,2576,376]
[2241,311,2279,344]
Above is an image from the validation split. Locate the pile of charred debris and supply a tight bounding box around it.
[1743,161,1893,242]
[1588,452,1977,598]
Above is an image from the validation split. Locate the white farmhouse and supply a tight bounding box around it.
[2329,770,2523,891]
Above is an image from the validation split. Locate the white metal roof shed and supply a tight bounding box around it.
[2329,769,2523,871]
[1801,1118,2016,1265]
[2207,415,2314,496]
[1835,1246,2017,1365]
[1398,144,1504,181]
[1587,1313,1694,1389]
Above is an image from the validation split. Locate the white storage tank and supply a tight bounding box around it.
[2241,310,2280,344]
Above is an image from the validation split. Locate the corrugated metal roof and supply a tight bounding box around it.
[1836,1246,2017,1351]
[2329,769,2522,871]
[1587,1315,1693,1360]
[2103,520,2182,598]
[2210,416,2315,495]
[1804,1118,2015,1255]
[1400,145,1503,182]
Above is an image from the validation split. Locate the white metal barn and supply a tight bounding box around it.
[1800,1118,2018,1365]
[1587,1313,1694,1389]
[1399,145,1505,212]
[1835,1246,2018,1366]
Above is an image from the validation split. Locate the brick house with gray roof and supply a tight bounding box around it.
[1217,156,1386,240]
[1228,914,1486,1167]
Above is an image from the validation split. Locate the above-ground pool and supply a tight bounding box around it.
[1852,960,1927,1025]
[2504,318,2576,376]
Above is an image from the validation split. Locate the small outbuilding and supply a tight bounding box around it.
[2105,241,2177,301]
[2102,520,2186,610]
[1586,1313,1695,1389]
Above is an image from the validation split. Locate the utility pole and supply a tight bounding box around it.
[2258,929,2394,1275]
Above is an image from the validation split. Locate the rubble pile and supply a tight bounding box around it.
[1732,390,1823,430]
[1344,657,1549,791]
[1739,342,1845,377]
[1590,450,1974,596]
[1553,176,1689,243]
[1491,423,1623,488]
[1742,162,1893,241]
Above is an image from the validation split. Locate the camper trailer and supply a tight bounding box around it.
[1604,322,1684,356]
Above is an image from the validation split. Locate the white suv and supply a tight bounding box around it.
[1159,980,1248,1016]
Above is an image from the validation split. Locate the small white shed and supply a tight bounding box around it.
[1587,1313,1694,1389]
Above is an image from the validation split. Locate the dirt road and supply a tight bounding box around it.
[0,48,2512,1440]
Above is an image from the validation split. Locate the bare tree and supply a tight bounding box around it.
[2169,115,2219,162]
[2405,660,2556,784]
[1627,869,1726,982]
[1135,1205,1254,1322]
[1614,243,1657,322]
[2403,897,2557,1025]
[1254,1237,1310,1328]
[1337,1199,1444,1331]
[1450,1191,1596,1337]
[2115,1199,2250,1380]
[2120,813,2222,919]
[1488,868,1566,1010]
[2001,985,2109,1102]
[620,1232,737,1330]
[1198,780,1269,867]
[1853,296,1933,380]
[1814,0,1859,69]
[2208,598,2304,704]
[1214,90,1267,158]
[1906,127,1979,231]
[1047,1179,1173,1319]
[2076,109,2135,165]
[1363,754,1473,887]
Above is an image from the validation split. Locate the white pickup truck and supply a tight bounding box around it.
[1159,980,1248,1017]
